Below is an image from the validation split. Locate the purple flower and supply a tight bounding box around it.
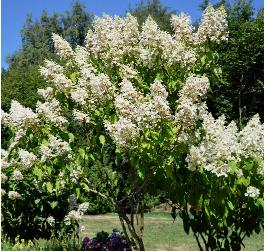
[83,236,91,250]
[92,239,101,249]
[110,232,121,239]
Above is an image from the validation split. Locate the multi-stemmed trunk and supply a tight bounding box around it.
[116,193,145,250]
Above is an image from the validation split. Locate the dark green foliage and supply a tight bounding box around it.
[205,0,264,126]
[1,66,47,111]
[127,0,176,33]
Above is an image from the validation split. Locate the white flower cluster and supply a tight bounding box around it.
[9,129,26,150]
[74,45,91,67]
[2,101,39,128]
[1,149,11,170]
[70,88,88,105]
[89,74,114,101]
[171,5,228,46]
[40,135,71,162]
[78,202,90,214]
[64,202,89,225]
[1,173,8,183]
[36,98,67,126]
[18,149,37,168]
[82,6,227,69]
[175,75,209,129]
[37,87,54,100]
[86,13,139,62]
[46,216,56,227]
[64,210,81,225]
[186,113,264,177]
[195,5,228,45]
[238,114,264,158]
[1,189,6,196]
[52,33,73,59]
[8,191,21,200]
[40,60,73,92]
[140,17,196,67]
[12,169,24,181]
[73,109,90,123]
[105,117,140,148]
[244,186,260,198]
[171,12,193,42]
[105,79,172,147]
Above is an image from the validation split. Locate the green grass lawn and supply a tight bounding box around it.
[80,212,264,251]
[2,211,263,251]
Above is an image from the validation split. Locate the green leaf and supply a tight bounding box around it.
[136,168,144,179]
[50,201,58,209]
[42,139,49,147]
[76,188,80,198]
[34,199,41,205]
[33,167,43,180]
[237,176,250,187]
[55,180,60,193]
[141,142,150,149]
[99,135,106,146]
[201,55,207,65]
[46,182,53,194]
[227,200,234,210]
[81,182,90,192]
[115,148,121,154]
[78,148,86,159]
[68,133,75,142]
[70,72,78,82]
[255,198,264,207]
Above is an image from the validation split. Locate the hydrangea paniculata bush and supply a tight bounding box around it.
[1,5,263,250]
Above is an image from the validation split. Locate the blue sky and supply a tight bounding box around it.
[1,0,264,69]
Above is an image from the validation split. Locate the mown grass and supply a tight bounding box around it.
[2,212,264,251]
[80,212,264,251]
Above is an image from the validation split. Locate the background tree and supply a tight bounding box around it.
[127,0,176,33]
[204,0,264,127]
[2,2,93,110]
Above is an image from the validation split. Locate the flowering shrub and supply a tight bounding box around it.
[82,230,131,251]
[1,4,263,250]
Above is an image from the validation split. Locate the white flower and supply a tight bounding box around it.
[37,87,54,100]
[245,186,260,198]
[7,101,39,128]
[18,149,37,168]
[77,202,89,215]
[64,210,81,225]
[1,189,6,196]
[171,12,193,42]
[78,202,89,214]
[179,75,210,102]
[74,46,90,66]
[1,149,8,159]
[40,135,71,162]
[8,191,21,200]
[47,216,56,227]
[71,88,88,105]
[1,173,8,183]
[105,117,139,148]
[73,110,90,123]
[1,161,10,170]
[12,169,23,181]
[52,33,73,59]
[238,114,264,158]
[195,5,228,45]
[36,98,67,126]
[40,60,73,91]
[8,129,26,150]
[89,74,113,101]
